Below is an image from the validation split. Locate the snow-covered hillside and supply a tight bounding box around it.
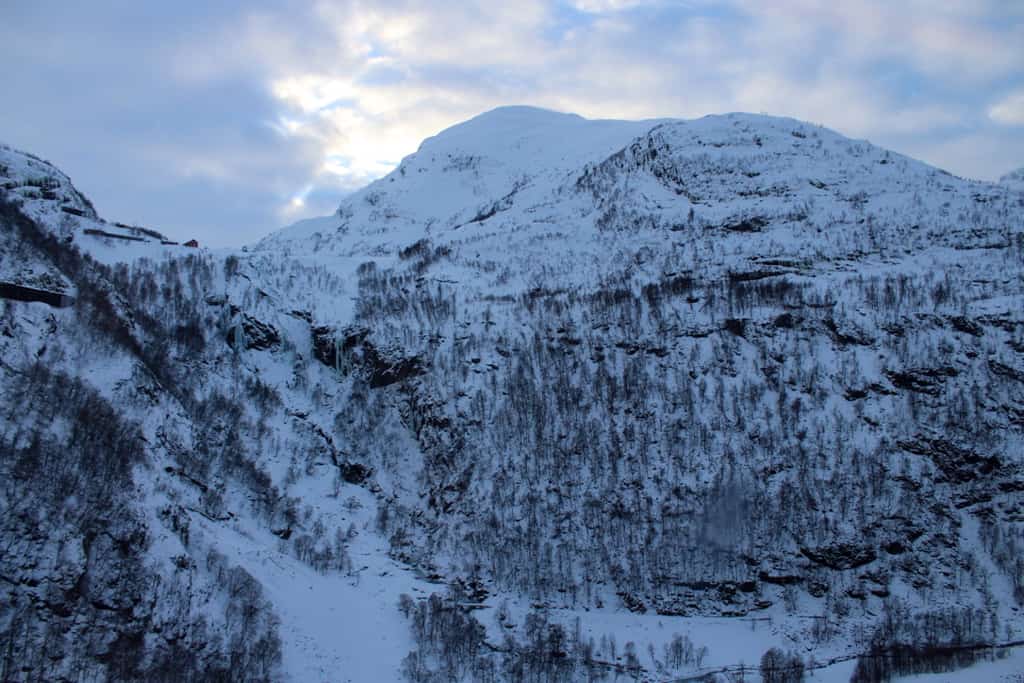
[2,107,1024,682]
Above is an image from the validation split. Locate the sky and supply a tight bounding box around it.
[1,1,1022,247]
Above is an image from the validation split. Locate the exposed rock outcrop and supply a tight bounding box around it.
[311,324,425,388]
[226,313,280,351]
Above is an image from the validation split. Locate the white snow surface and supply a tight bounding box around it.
[199,484,428,682]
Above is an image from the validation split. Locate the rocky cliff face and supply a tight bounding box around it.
[1,108,1023,681]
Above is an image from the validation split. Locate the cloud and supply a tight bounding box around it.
[262,0,1019,154]
[569,0,663,13]
[989,91,1024,126]
[1,0,1021,245]
[735,0,1023,83]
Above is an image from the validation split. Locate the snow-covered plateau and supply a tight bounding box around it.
[1,106,1023,682]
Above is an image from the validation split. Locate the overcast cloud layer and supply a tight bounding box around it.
[1,1,1022,246]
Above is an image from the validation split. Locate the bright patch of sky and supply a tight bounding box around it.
[1,0,1021,246]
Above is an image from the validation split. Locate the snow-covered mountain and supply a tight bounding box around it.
[2,107,1024,682]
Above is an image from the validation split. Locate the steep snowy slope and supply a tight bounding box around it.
[2,105,1024,683]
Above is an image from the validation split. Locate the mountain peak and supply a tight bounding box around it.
[261,107,966,263]
[412,105,659,164]
[465,104,585,124]
[0,143,97,219]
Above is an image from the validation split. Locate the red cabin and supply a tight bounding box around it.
[184,239,199,248]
